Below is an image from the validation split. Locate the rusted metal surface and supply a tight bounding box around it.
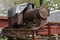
[8,3,34,27]
[2,28,37,40]
[2,22,48,40]
[2,2,49,40]
[24,5,49,20]
[18,13,23,25]
[39,5,49,19]
[8,3,49,28]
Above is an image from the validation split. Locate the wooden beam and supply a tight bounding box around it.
[32,22,48,30]
[48,23,51,40]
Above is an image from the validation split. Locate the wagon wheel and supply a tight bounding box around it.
[7,37,14,40]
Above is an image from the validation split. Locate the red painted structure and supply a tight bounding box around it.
[0,16,8,28]
[0,16,60,35]
[38,25,60,35]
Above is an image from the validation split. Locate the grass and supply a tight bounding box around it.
[0,38,7,40]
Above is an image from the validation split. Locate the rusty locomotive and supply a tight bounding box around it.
[2,0,49,40]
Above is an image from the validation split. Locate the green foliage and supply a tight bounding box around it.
[13,0,29,5]
[1,0,60,11]
[12,0,49,8]
[13,0,40,7]
[2,0,60,11]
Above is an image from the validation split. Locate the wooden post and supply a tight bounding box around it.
[48,23,51,40]
[32,31,36,40]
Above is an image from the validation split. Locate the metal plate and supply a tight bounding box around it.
[39,6,49,18]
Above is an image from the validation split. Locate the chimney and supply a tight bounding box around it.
[39,0,43,6]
